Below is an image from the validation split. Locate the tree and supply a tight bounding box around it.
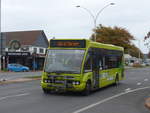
[128,44,143,59]
[90,25,143,58]
[144,31,150,40]
[144,31,150,47]
[148,52,150,58]
[144,31,150,58]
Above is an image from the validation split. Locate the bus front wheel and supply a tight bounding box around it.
[82,81,91,96]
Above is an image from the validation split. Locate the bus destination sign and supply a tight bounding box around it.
[50,40,86,48]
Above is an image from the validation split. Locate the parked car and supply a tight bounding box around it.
[7,64,29,72]
[144,62,150,66]
[141,63,146,66]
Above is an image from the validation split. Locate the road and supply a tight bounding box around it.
[0,68,150,113]
[0,71,42,80]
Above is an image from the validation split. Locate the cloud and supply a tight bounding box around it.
[1,0,150,53]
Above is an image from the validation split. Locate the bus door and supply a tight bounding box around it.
[91,48,100,89]
[99,49,109,87]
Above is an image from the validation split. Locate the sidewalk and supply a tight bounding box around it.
[0,71,42,81]
[145,98,150,110]
[0,78,41,85]
[125,66,132,69]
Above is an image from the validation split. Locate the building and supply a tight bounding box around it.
[124,54,142,65]
[1,30,49,70]
[143,54,150,65]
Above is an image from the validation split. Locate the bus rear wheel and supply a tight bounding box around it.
[115,75,119,85]
[82,81,91,96]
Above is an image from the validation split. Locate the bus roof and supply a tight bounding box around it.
[88,41,124,51]
[49,39,124,51]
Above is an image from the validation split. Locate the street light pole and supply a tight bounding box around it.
[94,3,115,28]
[138,40,141,61]
[76,3,115,42]
[0,0,2,70]
[135,39,141,62]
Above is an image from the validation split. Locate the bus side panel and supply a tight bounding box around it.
[107,68,116,84]
[108,68,122,84]
[99,70,109,88]
[82,72,93,86]
[100,68,123,88]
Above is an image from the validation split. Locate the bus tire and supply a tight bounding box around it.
[42,88,51,94]
[82,81,91,96]
[115,75,119,86]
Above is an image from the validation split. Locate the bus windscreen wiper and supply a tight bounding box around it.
[48,71,67,74]
[48,70,78,74]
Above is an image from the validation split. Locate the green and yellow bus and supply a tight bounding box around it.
[41,39,124,95]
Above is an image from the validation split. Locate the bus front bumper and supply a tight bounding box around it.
[41,81,86,92]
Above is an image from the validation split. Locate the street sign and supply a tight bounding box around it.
[5,52,30,56]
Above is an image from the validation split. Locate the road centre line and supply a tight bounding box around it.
[125,88,131,92]
[144,79,148,81]
[137,82,141,85]
[0,93,30,101]
[72,86,150,113]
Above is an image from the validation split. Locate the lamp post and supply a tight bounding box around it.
[144,41,150,59]
[135,39,141,62]
[138,40,141,61]
[76,3,115,41]
[0,0,1,70]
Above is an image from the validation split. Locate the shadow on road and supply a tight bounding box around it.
[42,82,126,97]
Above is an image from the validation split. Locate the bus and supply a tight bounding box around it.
[41,39,124,95]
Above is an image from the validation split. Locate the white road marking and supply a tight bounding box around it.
[0,93,30,101]
[137,82,141,85]
[125,88,131,92]
[144,79,148,81]
[72,86,150,113]
[0,79,7,81]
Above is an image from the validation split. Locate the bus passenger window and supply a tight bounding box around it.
[106,56,118,69]
[101,57,108,70]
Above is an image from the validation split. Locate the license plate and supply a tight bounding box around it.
[55,80,64,84]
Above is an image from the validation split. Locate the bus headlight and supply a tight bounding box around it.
[76,81,80,85]
[44,79,50,83]
[72,81,80,85]
[72,82,76,85]
[44,80,47,83]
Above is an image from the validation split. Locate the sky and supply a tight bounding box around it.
[1,0,150,53]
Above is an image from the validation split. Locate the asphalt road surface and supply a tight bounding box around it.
[0,71,42,80]
[0,67,150,113]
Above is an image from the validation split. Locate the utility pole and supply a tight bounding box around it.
[0,0,2,70]
[138,40,141,61]
[76,3,115,42]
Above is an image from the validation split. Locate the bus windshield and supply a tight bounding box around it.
[44,49,85,74]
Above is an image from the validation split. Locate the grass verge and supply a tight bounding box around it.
[24,75,41,79]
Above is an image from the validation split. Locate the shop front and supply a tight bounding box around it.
[6,52,31,70]
[5,52,45,70]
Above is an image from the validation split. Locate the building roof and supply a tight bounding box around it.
[2,30,48,46]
